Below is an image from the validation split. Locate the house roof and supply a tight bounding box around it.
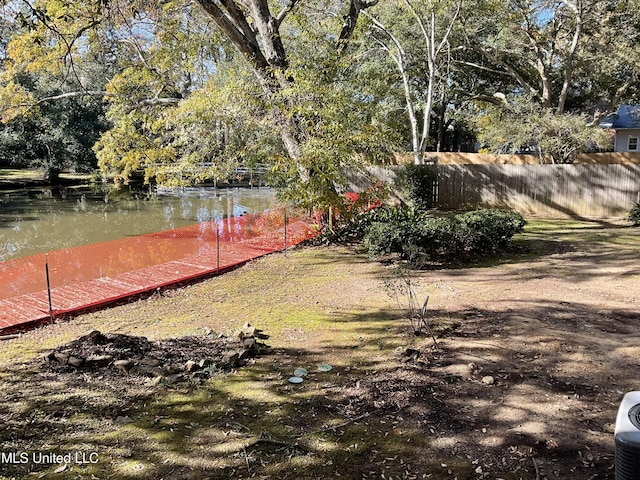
[600,104,640,129]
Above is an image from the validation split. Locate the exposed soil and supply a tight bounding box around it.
[364,220,640,479]
[1,218,639,479]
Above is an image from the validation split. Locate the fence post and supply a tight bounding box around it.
[45,254,54,323]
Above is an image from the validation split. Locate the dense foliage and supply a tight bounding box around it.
[0,0,639,199]
[363,207,526,265]
[0,84,108,180]
[396,163,438,210]
[628,202,640,226]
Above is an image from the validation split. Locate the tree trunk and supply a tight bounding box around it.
[194,0,373,173]
[45,166,61,185]
[417,69,436,163]
[556,1,582,114]
[536,60,553,109]
[436,98,447,152]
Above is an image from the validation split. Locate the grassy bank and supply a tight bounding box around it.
[0,168,93,189]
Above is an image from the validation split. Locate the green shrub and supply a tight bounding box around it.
[397,164,438,210]
[319,204,416,245]
[313,183,389,244]
[628,202,640,226]
[362,207,425,257]
[363,208,526,265]
[457,209,527,253]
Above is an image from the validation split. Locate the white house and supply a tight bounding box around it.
[600,104,640,152]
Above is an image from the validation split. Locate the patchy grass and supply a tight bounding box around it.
[1,218,639,479]
[0,245,420,480]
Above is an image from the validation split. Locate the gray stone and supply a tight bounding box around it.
[242,322,255,335]
[54,352,70,365]
[68,356,84,368]
[222,351,239,365]
[482,375,495,385]
[198,358,214,368]
[114,359,134,372]
[165,373,184,384]
[42,351,57,362]
[238,349,252,362]
[85,354,113,367]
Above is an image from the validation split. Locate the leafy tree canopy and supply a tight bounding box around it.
[0,2,112,177]
[361,0,463,163]
[475,94,612,163]
[456,0,639,160]
[1,0,399,210]
[1,0,639,191]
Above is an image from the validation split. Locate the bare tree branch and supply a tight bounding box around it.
[32,90,115,102]
[275,0,302,26]
[337,0,379,55]
[464,94,510,107]
[453,59,513,77]
[196,0,269,71]
[132,97,181,108]
[475,45,540,99]
[0,90,183,123]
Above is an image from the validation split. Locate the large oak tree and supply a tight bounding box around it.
[457,0,640,161]
[193,0,379,165]
[1,0,392,208]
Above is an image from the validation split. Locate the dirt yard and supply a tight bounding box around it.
[0,218,639,479]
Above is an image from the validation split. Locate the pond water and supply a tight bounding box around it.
[0,185,278,262]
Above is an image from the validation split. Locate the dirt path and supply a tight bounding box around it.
[1,218,639,479]
[392,222,640,478]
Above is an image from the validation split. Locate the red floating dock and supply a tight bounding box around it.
[0,210,316,333]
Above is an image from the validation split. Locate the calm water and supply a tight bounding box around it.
[0,186,278,261]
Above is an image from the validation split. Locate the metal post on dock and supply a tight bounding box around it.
[283,209,288,255]
[45,254,54,323]
[216,224,220,274]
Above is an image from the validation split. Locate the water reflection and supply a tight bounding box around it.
[0,186,277,261]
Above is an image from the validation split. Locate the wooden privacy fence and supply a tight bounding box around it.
[347,163,640,218]
[437,164,640,218]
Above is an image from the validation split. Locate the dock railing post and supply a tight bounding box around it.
[45,254,54,323]
[283,209,288,255]
[216,224,220,274]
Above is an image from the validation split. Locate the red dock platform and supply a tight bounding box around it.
[0,211,316,333]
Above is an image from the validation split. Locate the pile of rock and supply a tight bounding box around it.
[215,323,269,368]
[42,323,269,385]
[396,347,428,366]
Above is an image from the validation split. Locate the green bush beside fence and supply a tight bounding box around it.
[363,208,525,265]
[628,202,640,226]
